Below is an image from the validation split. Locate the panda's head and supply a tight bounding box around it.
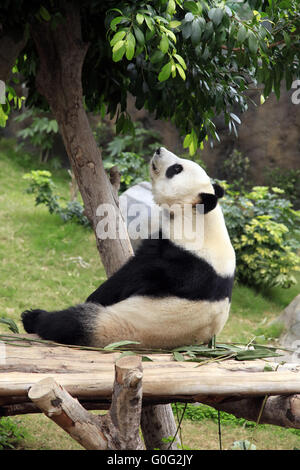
[150,147,224,213]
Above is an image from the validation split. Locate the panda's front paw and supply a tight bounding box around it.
[21,309,45,334]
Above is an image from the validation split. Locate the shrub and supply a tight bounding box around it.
[220,184,300,289]
[264,167,300,208]
[99,121,162,192]
[0,418,28,449]
[23,170,90,227]
[14,109,59,163]
[220,149,250,190]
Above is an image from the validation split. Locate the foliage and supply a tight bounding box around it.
[96,121,162,191]
[220,184,300,288]
[14,109,59,162]
[1,0,299,153]
[264,167,300,208]
[0,418,28,449]
[220,149,250,190]
[0,83,25,128]
[23,170,90,227]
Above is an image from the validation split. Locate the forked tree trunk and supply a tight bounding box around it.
[30,2,179,450]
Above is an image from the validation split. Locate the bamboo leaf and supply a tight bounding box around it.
[0,318,19,334]
[103,340,141,350]
[158,61,172,81]
[173,351,185,361]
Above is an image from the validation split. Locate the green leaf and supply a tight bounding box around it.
[191,19,202,45]
[110,16,125,32]
[39,6,51,21]
[133,25,145,45]
[237,25,248,43]
[136,13,144,25]
[174,54,187,70]
[118,351,137,359]
[0,106,8,128]
[208,8,224,26]
[248,33,258,54]
[184,1,200,15]
[158,61,172,82]
[176,64,186,80]
[182,22,192,39]
[160,35,169,53]
[0,318,19,334]
[150,50,165,64]
[142,356,153,362]
[112,43,126,62]
[126,32,136,60]
[103,340,141,350]
[144,15,154,32]
[167,0,176,15]
[112,40,125,54]
[173,351,185,361]
[110,30,126,47]
[183,133,192,148]
[189,128,198,155]
[169,20,181,29]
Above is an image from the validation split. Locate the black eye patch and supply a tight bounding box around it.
[165,164,183,179]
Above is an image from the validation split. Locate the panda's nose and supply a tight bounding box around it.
[155,147,161,156]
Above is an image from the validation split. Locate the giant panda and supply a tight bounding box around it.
[21,147,235,349]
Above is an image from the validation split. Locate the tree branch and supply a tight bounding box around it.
[28,356,144,450]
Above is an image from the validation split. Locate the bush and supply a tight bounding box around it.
[264,167,300,209]
[0,418,28,449]
[220,184,300,289]
[14,109,59,163]
[23,170,90,227]
[220,149,250,190]
[98,121,162,192]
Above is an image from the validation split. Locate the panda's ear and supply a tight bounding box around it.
[213,183,225,199]
[199,193,218,214]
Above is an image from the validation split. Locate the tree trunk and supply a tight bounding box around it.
[0,28,27,83]
[30,4,132,277]
[29,1,178,448]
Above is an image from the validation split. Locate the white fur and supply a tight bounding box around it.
[150,148,235,277]
[91,296,230,349]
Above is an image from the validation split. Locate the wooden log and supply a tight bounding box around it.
[28,377,108,450]
[27,356,144,450]
[102,355,144,450]
[2,339,300,430]
[201,394,300,429]
[141,404,181,450]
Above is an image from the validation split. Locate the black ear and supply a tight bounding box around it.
[213,183,225,199]
[200,193,218,214]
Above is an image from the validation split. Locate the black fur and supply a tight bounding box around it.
[22,239,234,346]
[200,193,218,214]
[165,163,183,178]
[200,183,224,214]
[87,238,234,306]
[213,183,225,199]
[21,304,97,345]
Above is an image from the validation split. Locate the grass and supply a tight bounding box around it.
[0,138,299,450]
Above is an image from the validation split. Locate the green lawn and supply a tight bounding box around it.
[0,138,299,450]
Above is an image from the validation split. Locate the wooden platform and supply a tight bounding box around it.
[1,334,300,416]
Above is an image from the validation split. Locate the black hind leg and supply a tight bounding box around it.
[21,303,99,346]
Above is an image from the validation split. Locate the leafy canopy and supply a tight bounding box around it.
[1,0,299,153]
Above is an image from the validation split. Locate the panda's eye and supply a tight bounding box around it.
[165,164,183,179]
